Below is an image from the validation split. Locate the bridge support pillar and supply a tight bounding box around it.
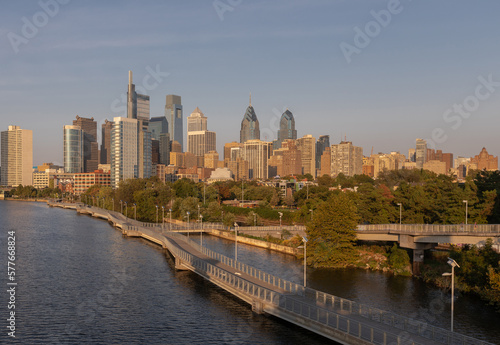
[175,257,189,271]
[252,300,264,314]
[412,249,425,275]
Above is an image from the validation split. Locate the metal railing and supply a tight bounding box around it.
[357,224,500,234]
[66,205,494,345]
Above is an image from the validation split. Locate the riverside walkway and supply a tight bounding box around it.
[48,201,494,345]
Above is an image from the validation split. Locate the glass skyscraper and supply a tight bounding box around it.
[165,95,183,151]
[63,125,84,174]
[277,109,297,148]
[240,95,260,144]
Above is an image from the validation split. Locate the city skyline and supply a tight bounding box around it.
[2,1,500,165]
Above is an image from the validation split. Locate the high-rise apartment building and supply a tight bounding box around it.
[320,147,332,177]
[1,125,33,187]
[63,125,84,174]
[240,95,260,143]
[297,135,316,177]
[415,139,427,169]
[110,117,151,188]
[330,141,363,177]
[224,142,243,161]
[315,135,330,171]
[243,139,270,180]
[100,120,114,164]
[277,109,297,148]
[73,116,99,172]
[165,95,183,151]
[187,107,216,159]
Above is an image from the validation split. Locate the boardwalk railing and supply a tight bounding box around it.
[61,202,495,345]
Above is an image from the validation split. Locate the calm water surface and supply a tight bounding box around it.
[1,201,499,344]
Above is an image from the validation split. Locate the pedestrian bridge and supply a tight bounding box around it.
[47,201,494,345]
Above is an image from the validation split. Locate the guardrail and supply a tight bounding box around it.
[357,224,500,234]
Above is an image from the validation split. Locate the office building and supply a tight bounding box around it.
[316,135,330,171]
[240,95,260,143]
[415,139,427,169]
[1,125,33,187]
[242,139,270,180]
[297,135,316,177]
[330,141,363,177]
[63,125,84,174]
[165,95,183,151]
[224,142,243,161]
[187,107,216,159]
[320,147,332,177]
[100,120,114,164]
[471,147,498,171]
[277,109,297,148]
[149,116,170,165]
[73,116,99,172]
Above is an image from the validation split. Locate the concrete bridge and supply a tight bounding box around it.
[47,201,494,345]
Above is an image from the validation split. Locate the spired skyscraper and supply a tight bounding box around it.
[110,71,152,188]
[240,94,260,144]
[165,95,183,151]
[276,109,297,149]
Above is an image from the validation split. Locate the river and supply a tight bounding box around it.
[1,201,499,344]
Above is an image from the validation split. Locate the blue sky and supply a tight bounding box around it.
[1,0,500,165]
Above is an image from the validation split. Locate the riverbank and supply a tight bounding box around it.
[1,198,49,203]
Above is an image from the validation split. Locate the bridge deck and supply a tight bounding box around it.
[48,201,494,345]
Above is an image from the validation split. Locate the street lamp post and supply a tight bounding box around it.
[162,206,165,231]
[187,211,190,239]
[442,258,460,332]
[278,212,283,228]
[156,205,159,224]
[169,209,172,231]
[252,212,256,226]
[397,203,402,230]
[199,215,203,246]
[298,236,308,287]
[234,222,238,261]
[463,200,468,225]
[221,210,224,224]
[133,203,137,220]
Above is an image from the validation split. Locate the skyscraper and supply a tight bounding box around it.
[187,107,216,159]
[149,116,170,165]
[73,116,99,172]
[63,125,84,174]
[277,109,297,148]
[165,95,183,151]
[242,139,270,180]
[297,135,316,177]
[187,107,207,132]
[240,94,260,143]
[315,135,330,171]
[127,70,150,129]
[330,141,363,177]
[1,125,33,187]
[415,138,427,169]
[110,117,138,188]
[100,120,114,165]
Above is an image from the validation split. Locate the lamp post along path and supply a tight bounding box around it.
[442,257,460,332]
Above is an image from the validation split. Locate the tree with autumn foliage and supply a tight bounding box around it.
[306,193,360,267]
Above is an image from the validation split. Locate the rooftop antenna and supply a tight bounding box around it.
[249,92,252,106]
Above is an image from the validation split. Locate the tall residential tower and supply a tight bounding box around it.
[0,125,33,187]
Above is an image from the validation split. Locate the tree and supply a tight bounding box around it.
[306,193,360,267]
[223,212,236,227]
